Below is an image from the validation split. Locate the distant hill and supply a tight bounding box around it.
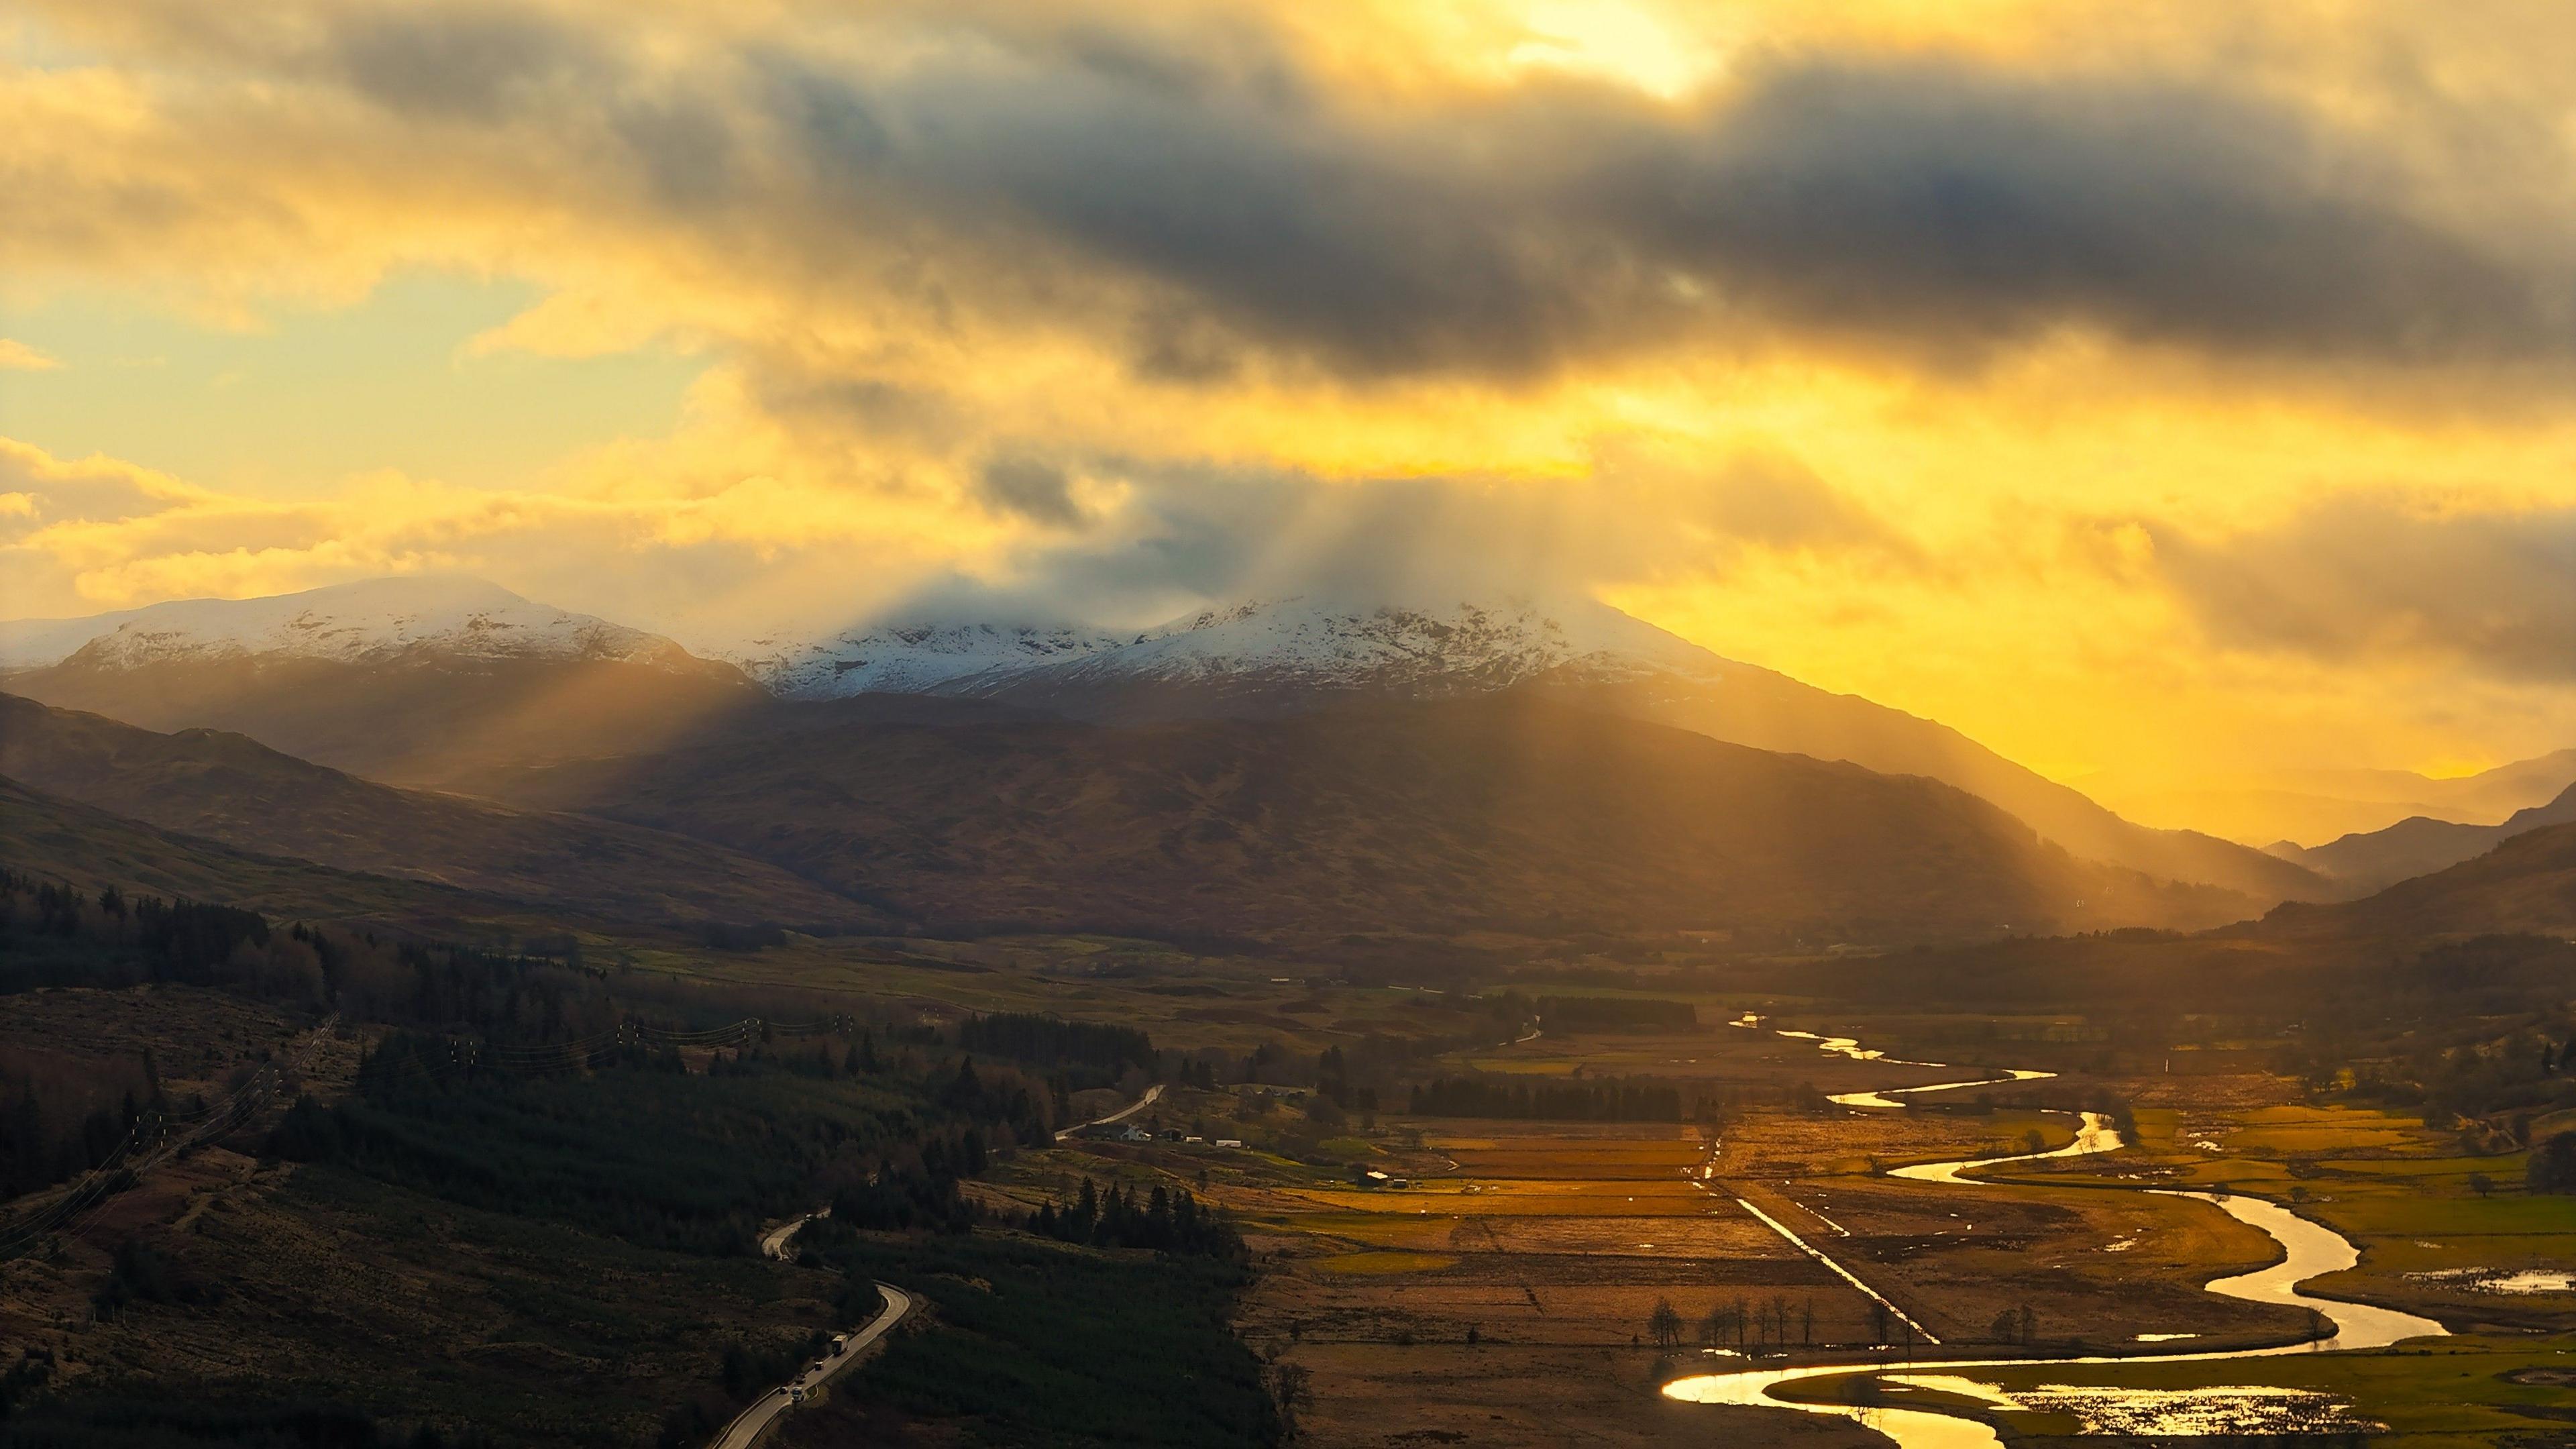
[1534,669,2330,908]
[2093,750,2576,847]
[0,574,696,671]
[477,694,2262,946]
[0,772,494,924]
[1,578,773,788]
[0,694,881,930]
[2266,784,2576,893]
[2259,815,2576,941]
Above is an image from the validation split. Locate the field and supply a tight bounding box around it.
[1008,1004,2576,1447]
[15,904,2576,1449]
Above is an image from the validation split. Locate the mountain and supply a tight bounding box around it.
[733,595,1717,705]
[2259,815,2576,941]
[0,574,692,669]
[474,693,2261,946]
[3,580,2328,907]
[0,772,501,924]
[1,577,773,787]
[729,620,1128,697]
[2087,750,2576,846]
[739,593,2324,906]
[2266,783,2576,893]
[0,694,880,930]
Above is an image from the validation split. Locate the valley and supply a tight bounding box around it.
[6,581,2576,1448]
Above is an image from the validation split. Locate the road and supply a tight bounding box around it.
[759,1208,827,1261]
[708,1277,914,1449]
[1053,1081,1163,1141]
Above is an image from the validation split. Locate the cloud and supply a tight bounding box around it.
[0,339,61,370]
[327,6,604,122]
[843,448,1929,632]
[1615,63,2570,369]
[15,0,2576,790]
[15,2,2576,389]
[729,27,2576,380]
[0,423,1927,651]
[2153,498,2576,683]
[974,456,1087,528]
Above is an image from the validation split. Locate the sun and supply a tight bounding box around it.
[1507,0,1722,99]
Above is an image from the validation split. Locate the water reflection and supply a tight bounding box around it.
[1663,1032,2448,1446]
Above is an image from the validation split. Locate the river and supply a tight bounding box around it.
[1662,1029,2447,1444]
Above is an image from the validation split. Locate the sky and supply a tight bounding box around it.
[7,1,2576,795]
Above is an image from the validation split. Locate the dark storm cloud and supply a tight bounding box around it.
[329,7,602,121]
[182,3,2574,382]
[975,456,1086,527]
[2154,500,2576,682]
[1623,65,2562,367]
[749,44,2573,379]
[611,97,737,207]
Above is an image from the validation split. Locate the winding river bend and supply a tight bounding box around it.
[1663,1028,2448,1446]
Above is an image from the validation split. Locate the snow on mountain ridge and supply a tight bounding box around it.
[739,593,1726,701]
[1,576,690,671]
[7,578,1729,702]
[728,621,1127,696]
[1108,594,1722,685]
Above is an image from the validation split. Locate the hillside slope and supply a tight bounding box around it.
[2267,784,2576,893]
[0,695,879,930]
[2258,817,2576,941]
[1538,669,2332,906]
[5,653,775,788]
[0,773,495,924]
[483,696,2261,946]
[1,577,773,788]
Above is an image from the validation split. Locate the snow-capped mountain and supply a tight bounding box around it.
[735,594,1725,704]
[0,574,2327,905]
[728,621,1127,698]
[0,576,697,672]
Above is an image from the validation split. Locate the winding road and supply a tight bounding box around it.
[710,1212,914,1449]
[1053,1081,1164,1140]
[1666,1030,2447,1446]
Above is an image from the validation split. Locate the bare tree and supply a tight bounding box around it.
[1266,1358,1313,1441]
[1648,1297,1684,1349]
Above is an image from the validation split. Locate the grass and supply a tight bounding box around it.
[1964,1334,2576,1445]
[1316,1251,1459,1275]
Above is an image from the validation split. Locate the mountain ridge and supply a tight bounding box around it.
[470,692,2265,946]
[2265,782,2576,892]
[0,575,710,673]
[3,578,2329,905]
[0,693,882,930]
[750,592,2326,906]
